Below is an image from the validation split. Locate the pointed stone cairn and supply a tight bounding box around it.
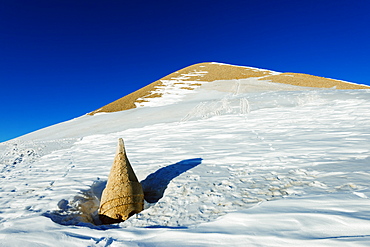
[98,138,144,224]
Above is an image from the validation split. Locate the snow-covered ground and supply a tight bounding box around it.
[1,77,370,246]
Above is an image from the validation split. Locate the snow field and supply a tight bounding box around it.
[1,88,370,246]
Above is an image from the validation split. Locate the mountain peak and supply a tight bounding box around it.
[88,62,274,115]
[88,62,370,115]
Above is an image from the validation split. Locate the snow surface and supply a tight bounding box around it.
[1,78,370,246]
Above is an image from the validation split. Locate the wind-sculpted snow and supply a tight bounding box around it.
[1,89,370,246]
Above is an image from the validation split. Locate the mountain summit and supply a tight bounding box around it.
[9,62,370,142]
[88,62,370,115]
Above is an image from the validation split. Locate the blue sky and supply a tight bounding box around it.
[1,0,370,142]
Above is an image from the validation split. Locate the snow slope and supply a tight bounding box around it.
[1,66,370,246]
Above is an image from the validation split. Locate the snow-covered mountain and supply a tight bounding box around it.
[1,62,370,246]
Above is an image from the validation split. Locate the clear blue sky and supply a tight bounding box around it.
[1,0,370,142]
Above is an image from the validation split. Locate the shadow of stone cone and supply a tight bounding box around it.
[98,138,144,224]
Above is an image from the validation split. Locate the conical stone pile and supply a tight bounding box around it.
[98,138,144,224]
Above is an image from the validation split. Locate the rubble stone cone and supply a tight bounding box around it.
[98,138,144,224]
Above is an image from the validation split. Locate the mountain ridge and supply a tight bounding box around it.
[88,62,370,115]
[4,62,369,143]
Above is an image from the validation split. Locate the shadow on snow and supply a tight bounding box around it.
[43,158,202,229]
[141,158,203,203]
